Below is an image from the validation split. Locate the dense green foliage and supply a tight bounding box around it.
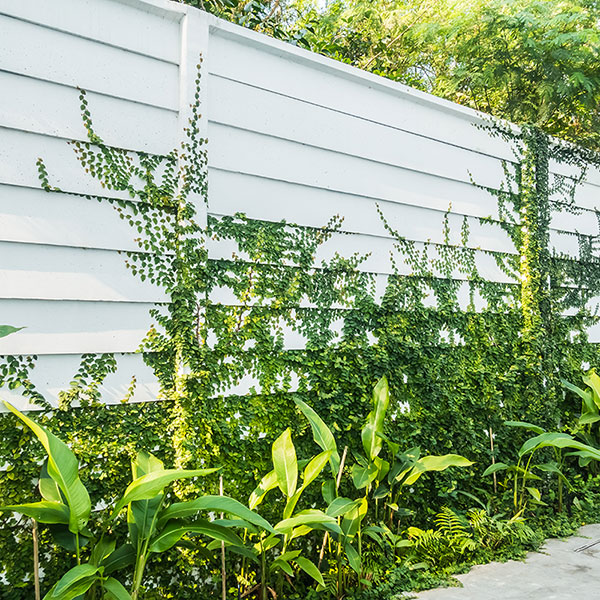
[194,0,600,149]
[2,17,600,597]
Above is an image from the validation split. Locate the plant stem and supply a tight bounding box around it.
[220,475,227,600]
[32,521,40,600]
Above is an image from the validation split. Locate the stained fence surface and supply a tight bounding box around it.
[0,0,598,408]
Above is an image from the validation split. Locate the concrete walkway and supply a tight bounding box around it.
[413,524,600,600]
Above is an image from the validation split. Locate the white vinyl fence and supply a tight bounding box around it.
[0,0,599,408]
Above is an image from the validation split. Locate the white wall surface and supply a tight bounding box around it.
[0,0,598,408]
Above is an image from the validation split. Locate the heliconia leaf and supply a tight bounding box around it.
[404,454,473,485]
[272,428,298,498]
[561,378,595,410]
[158,495,274,532]
[361,376,390,461]
[341,497,368,539]
[132,451,164,479]
[128,494,163,546]
[3,401,90,534]
[149,519,244,553]
[351,462,378,489]
[580,413,600,425]
[112,468,218,516]
[100,544,136,575]
[274,509,337,534]
[322,480,336,505]
[301,451,332,489]
[89,538,116,567]
[344,541,361,574]
[517,432,598,458]
[294,398,340,475]
[46,564,99,599]
[0,501,70,524]
[249,469,278,510]
[504,421,545,435]
[582,369,600,410]
[525,487,545,504]
[0,325,24,339]
[295,557,325,586]
[272,557,294,576]
[39,461,63,503]
[482,462,509,477]
[326,497,361,518]
[103,577,132,600]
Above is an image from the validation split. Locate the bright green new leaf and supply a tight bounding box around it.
[302,450,332,489]
[3,401,90,534]
[351,462,378,489]
[327,497,361,518]
[39,461,63,503]
[295,557,325,586]
[294,398,340,475]
[274,509,337,534]
[582,369,600,410]
[361,376,390,461]
[404,454,473,486]
[112,467,218,516]
[249,469,278,510]
[272,428,298,498]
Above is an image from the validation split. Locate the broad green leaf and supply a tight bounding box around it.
[149,519,244,553]
[272,557,294,576]
[128,494,163,546]
[504,420,545,435]
[3,401,90,534]
[344,542,361,574]
[274,509,337,534]
[518,432,591,457]
[341,497,368,539]
[0,501,70,524]
[301,451,332,489]
[100,544,136,575]
[351,462,378,489]
[295,557,325,586]
[103,577,132,600]
[48,524,89,552]
[362,376,390,461]
[327,497,361,518]
[39,461,63,503]
[45,564,99,600]
[272,428,298,498]
[112,468,218,516]
[294,398,340,475]
[321,480,335,505]
[249,469,278,510]
[562,378,596,414]
[90,538,116,566]
[525,487,546,505]
[158,495,274,533]
[582,369,600,410]
[132,451,164,478]
[0,325,23,338]
[404,454,473,485]
[580,413,600,425]
[482,462,509,477]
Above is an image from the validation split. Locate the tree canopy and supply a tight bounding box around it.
[193,0,600,149]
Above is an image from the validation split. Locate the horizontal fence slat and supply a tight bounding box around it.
[0,14,179,110]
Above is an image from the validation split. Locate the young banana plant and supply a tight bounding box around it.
[0,401,268,599]
[246,427,340,600]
